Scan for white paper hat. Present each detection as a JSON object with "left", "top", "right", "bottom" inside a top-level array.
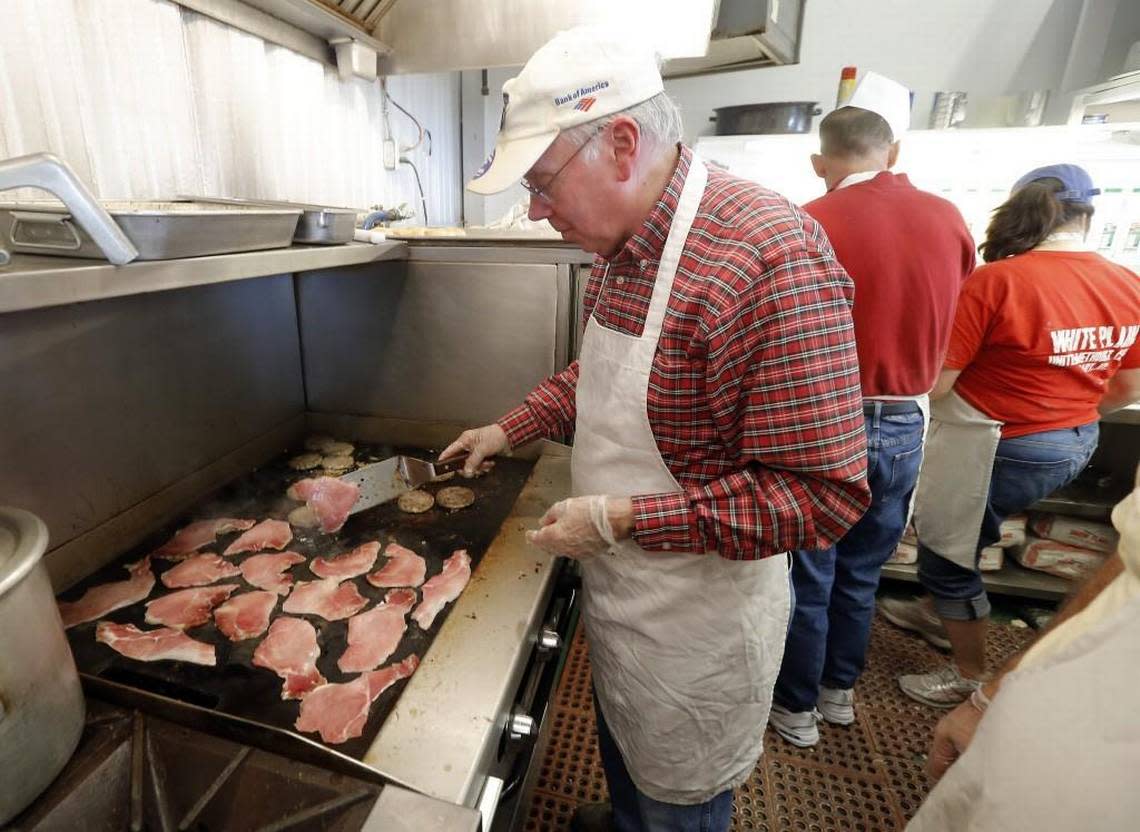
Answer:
[
  {"left": 467, "top": 25, "right": 664, "bottom": 195},
  {"left": 846, "top": 71, "right": 911, "bottom": 140}
]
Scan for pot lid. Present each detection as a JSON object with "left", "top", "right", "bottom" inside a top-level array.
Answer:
[{"left": 0, "top": 507, "right": 48, "bottom": 596}]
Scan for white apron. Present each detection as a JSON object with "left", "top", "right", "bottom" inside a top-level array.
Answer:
[
  {"left": 572, "top": 155, "right": 790, "bottom": 805},
  {"left": 912, "top": 390, "right": 1002, "bottom": 570},
  {"left": 906, "top": 591, "right": 1140, "bottom": 832}
]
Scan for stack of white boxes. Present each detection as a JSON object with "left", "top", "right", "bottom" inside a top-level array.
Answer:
[{"left": 888, "top": 514, "right": 1027, "bottom": 571}]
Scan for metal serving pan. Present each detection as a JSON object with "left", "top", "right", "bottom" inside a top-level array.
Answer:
[
  {"left": 180, "top": 196, "right": 358, "bottom": 245},
  {"left": 0, "top": 200, "right": 302, "bottom": 261}
]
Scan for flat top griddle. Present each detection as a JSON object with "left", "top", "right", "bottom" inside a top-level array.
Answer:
[{"left": 61, "top": 440, "right": 535, "bottom": 764}]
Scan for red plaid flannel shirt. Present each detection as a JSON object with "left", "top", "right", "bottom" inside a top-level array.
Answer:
[{"left": 498, "top": 147, "right": 869, "bottom": 559}]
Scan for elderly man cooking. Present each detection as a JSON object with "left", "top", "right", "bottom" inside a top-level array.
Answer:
[{"left": 441, "top": 25, "right": 870, "bottom": 832}]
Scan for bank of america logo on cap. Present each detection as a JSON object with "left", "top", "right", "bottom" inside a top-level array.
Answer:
[{"left": 574, "top": 97, "right": 596, "bottom": 112}]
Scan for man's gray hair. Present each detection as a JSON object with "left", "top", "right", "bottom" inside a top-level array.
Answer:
[{"left": 561, "top": 92, "right": 683, "bottom": 159}]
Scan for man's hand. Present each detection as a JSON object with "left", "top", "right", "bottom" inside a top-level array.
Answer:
[
  {"left": 527, "top": 495, "right": 630, "bottom": 560},
  {"left": 439, "top": 424, "right": 509, "bottom": 477},
  {"left": 926, "top": 699, "right": 984, "bottom": 781}
]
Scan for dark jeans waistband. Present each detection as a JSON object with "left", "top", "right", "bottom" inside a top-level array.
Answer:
[{"left": 863, "top": 400, "right": 922, "bottom": 416}]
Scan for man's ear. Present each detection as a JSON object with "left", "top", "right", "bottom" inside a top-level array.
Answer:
[
  {"left": 887, "top": 141, "right": 900, "bottom": 169},
  {"left": 810, "top": 153, "right": 827, "bottom": 180},
  {"left": 608, "top": 116, "right": 639, "bottom": 182}
]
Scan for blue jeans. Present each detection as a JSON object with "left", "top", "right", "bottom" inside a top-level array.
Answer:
[
  {"left": 774, "top": 402, "right": 925, "bottom": 711},
  {"left": 918, "top": 422, "right": 1099, "bottom": 621},
  {"left": 593, "top": 692, "right": 733, "bottom": 832}
]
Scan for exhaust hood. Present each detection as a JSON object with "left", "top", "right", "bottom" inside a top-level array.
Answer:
[
  {"left": 1069, "top": 70, "right": 1140, "bottom": 126},
  {"left": 371, "top": 0, "right": 801, "bottom": 77}
]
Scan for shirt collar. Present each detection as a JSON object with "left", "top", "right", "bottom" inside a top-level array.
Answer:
[
  {"left": 834, "top": 169, "right": 884, "bottom": 191},
  {"left": 606, "top": 144, "right": 691, "bottom": 266}
]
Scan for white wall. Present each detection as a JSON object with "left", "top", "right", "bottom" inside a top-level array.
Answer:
[{"left": 0, "top": 0, "right": 462, "bottom": 225}]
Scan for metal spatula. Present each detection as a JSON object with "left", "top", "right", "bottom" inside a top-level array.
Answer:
[{"left": 340, "top": 453, "right": 469, "bottom": 515}]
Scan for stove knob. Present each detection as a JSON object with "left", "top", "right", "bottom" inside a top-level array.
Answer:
[
  {"left": 538, "top": 628, "right": 562, "bottom": 654},
  {"left": 509, "top": 711, "right": 536, "bottom": 740}
]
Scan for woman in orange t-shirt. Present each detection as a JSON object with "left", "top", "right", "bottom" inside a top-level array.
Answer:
[{"left": 880, "top": 164, "right": 1140, "bottom": 710}]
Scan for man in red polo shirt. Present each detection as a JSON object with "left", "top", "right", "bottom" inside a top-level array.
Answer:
[{"left": 768, "top": 72, "right": 976, "bottom": 747}]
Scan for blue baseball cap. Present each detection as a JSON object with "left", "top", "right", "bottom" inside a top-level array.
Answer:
[{"left": 1012, "top": 164, "right": 1100, "bottom": 204}]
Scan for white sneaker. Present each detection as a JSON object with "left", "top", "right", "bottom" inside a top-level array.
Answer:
[
  {"left": 768, "top": 704, "right": 822, "bottom": 747},
  {"left": 898, "top": 664, "right": 981, "bottom": 708},
  {"left": 878, "top": 597, "right": 952, "bottom": 650},
  {"left": 817, "top": 686, "right": 855, "bottom": 725}
]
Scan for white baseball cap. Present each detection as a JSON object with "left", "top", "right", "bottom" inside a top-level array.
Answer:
[
  {"left": 467, "top": 25, "right": 665, "bottom": 195},
  {"left": 846, "top": 71, "right": 911, "bottom": 140}
]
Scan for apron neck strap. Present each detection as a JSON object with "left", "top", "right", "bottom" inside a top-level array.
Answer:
[{"left": 640, "top": 155, "right": 708, "bottom": 342}]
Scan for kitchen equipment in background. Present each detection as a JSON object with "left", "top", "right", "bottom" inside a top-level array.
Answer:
[
  {"left": 180, "top": 196, "right": 358, "bottom": 245},
  {"left": 929, "top": 91, "right": 968, "bottom": 128},
  {"left": 710, "top": 101, "right": 821, "bottom": 135},
  {"left": 961, "top": 91, "right": 1049, "bottom": 128},
  {"left": 0, "top": 200, "right": 301, "bottom": 261},
  {"left": 0, "top": 507, "right": 86, "bottom": 826},
  {"left": 0, "top": 153, "right": 137, "bottom": 265},
  {"left": 340, "top": 452, "right": 470, "bottom": 515}
]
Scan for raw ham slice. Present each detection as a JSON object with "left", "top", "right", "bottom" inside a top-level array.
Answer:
[
  {"left": 160, "top": 553, "right": 241, "bottom": 589},
  {"left": 214, "top": 591, "right": 278, "bottom": 641},
  {"left": 286, "top": 477, "right": 359, "bottom": 533},
  {"left": 240, "top": 551, "right": 305, "bottom": 595},
  {"left": 366, "top": 542, "right": 427, "bottom": 589},
  {"left": 58, "top": 557, "right": 155, "bottom": 629},
  {"left": 310, "top": 541, "right": 380, "bottom": 580},
  {"left": 282, "top": 578, "right": 368, "bottom": 621},
  {"left": 223, "top": 519, "right": 293, "bottom": 556},
  {"left": 144, "top": 585, "right": 238, "bottom": 629},
  {"left": 252, "top": 617, "right": 326, "bottom": 699},
  {"left": 338, "top": 588, "right": 417, "bottom": 673},
  {"left": 295, "top": 655, "right": 419, "bottom": 744},
  {"left": 96, "top": 621, "right": 215, "bottom": 666},
  {"left": 151, "top": 518, "right": 256, "bottom": 559},
  {"left": 412, "top": 549, "right": 471, "bottom": 630}
]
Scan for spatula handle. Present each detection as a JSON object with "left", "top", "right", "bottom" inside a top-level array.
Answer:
[{"left": 434, "top": 453, "right": 470, "bottom": 475}]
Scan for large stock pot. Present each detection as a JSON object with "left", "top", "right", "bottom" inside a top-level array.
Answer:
[{"left": 0, "top": 507, "right": 85, "bottom": 825}]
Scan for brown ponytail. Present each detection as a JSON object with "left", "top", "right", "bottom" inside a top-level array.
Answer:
[{"left": 979, "top": 177, "right": 1095, "bottom": 262}]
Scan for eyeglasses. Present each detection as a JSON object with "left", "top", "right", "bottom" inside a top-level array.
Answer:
[{"left": 522, "top": 126, "right": 603, "bottom": 203}]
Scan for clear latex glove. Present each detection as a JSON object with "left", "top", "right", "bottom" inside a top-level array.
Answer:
[
  {"left": 439, "top": 424, "right": 509, "bottom": 477},
  {"left": 527, "top": 495, "right": 617, "bottom": 560}
]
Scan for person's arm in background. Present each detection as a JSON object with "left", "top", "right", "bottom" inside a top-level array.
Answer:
[
  {"left": 930, "top": 368, "right": 961, "bottom": 400},
  {"left": 932, "top": 268, "right": 993, "bottom": 401},
  {"left": 925, "top": 551, "right": 1125, "bottom": 780},
  {"left": 1099, "top": 368, "right": 1140, "bottom": 415}
]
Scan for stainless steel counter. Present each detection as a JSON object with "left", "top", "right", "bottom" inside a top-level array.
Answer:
[
  {"left": 365, "top": 445, "right": 571, "bottom": 807},
  {"left": 0, "top": 241, "right": 407, "bottom": 314}
]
